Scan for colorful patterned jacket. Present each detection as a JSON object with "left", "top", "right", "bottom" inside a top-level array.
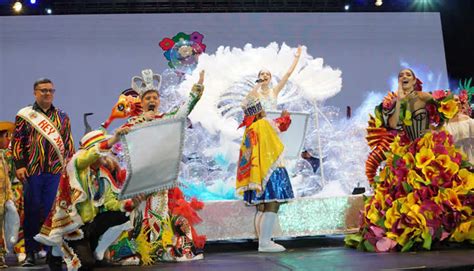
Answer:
[{"left": 12, "top": 103, "right": 75, "bottom": 175}]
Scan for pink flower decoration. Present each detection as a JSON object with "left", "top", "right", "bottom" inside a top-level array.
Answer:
[
  {"left": 459, "top": 89, "right": 468, "bottom": 103},
  {"left": 370, "top": 226, "right": 385, "bottom": 238},
  {"left": 440, "top": 231, "right": 450, "bottom": 241},
  {"left": 376, "top": 237, "right": 397, "bottom": 252},
  {"left": 192, "top": 42, "right": 206, "bottom": 54}
]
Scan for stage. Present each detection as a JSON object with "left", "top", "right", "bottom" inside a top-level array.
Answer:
[{"left": 5, "top": 237, "right": 474, "bottom": 271}]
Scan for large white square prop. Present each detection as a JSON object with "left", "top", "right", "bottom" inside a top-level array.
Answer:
[
  {"left": 266, "top": 111, "right": 310, "bottom": 159},
  {"left": 119, "top": 117, "right": 185, "bottom": 199}
]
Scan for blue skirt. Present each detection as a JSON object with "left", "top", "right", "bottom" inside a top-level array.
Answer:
[{"left": 244, "top": 167, "right": 294, "bottom": 205}]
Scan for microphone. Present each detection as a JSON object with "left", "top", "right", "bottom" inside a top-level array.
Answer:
[
  {"left": 255, "top": 79, "right": 265, "bottom": 83},
  {"left": 148, "top": 104, "right": 155, "bottom": 112}
]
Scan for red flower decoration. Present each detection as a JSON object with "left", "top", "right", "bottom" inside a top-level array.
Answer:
[
  {"left": 459, "top": 89, "right": 469, "bottom": 103},
  {"left": 433, "top": 144, "right": 448, "bottom": 155},
  {"left": 159, "top": 38, "right": 175, "bottom": 51},
  {"left": 432, "top": 90, "right": 447, "bottom": 100},
  {"left": 432, "top": 130, "right": 447, "bottom": 145},
  {"left": 426, "top": 103, "right": 440, "bottom": 125}
]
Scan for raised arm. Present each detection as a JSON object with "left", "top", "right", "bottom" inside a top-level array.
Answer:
[
  {"left": 388, "top": 80, "right": 406, "bottom": 129},
  {"left": 167, "top": 70, "right": 205, "bottom": 119},
  {"left": 273, "top": 46, "right": 302, "bottom": 96},
  {"left": 76, "top": 127, "right": 129, "bottom": 170}
]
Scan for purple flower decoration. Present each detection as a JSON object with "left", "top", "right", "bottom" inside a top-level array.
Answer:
[{"left": 190, "top": 31, "right": 204, "bottom": 43}]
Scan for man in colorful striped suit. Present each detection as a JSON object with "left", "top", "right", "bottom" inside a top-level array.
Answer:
[{"left": 12, "top": 78, "right": 75, "bottom": 266}]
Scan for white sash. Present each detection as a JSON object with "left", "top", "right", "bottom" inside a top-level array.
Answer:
[{"left": 17, "top": 106, "right": 66, "bottom": 167}]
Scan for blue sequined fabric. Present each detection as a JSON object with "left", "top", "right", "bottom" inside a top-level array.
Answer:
[{"left": 244, "top": 167, "right": 294, "bottom": 205}]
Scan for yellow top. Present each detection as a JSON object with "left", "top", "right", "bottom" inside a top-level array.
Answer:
[{"left": 236, "top": 118, "right": 283, "bottom": 195}]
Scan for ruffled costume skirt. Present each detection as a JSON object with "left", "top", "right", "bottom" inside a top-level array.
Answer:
[{"left": 244, "top": 167, "right": 294, "bottom": 205}]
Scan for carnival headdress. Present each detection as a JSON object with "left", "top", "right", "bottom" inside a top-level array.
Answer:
[{"left": 131, "top": 69, "right": 162, "bottom": 98}]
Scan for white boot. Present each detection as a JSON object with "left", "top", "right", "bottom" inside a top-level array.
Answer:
[
  {"left": 258, "top": 212, "right": 285, "bottom": 252},
  {"left": 254, "top": 211, "right": 263, "bottom": 238}
]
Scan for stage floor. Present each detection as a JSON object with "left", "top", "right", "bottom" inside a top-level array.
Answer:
[{"left": 6, "top": 237, "right": 474, "bottom": 270}]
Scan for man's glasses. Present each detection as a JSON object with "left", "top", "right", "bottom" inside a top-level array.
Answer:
[{"left": 35, "top": 88, "right": 56, "bottom": 94}]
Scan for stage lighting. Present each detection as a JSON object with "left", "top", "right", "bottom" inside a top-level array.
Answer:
[
  {"left": 45, "top": 8, "right": 52, "bottom": 14},
  {"left": 413, "top": 0, "right": 438, "bottom": 10},
  {"left": 344, "top": 4, "right": 350, "bottom": 11},
  {"left": 375, "top": 0, "right": 383, "bottom": 6},
  {"left": 13, "top": 1, "right": 22, "bottom": 13},
  {"left": 30, "top": 0, "right": 36, "bottom": 4}
]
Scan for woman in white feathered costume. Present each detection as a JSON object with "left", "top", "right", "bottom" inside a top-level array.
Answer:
[
  {"left": 176, "top": 43, "right": 342, "bottom": 163},
  {"left": 175, "top": 43, "right": 342, "bottom": 236}
]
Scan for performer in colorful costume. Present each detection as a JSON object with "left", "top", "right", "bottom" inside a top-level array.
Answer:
[
  {"left": 346, "top": 68, "right": 474, "bottom": 252},
  {"left": 106, "top": 69, "right": 206, "bottom": 263},
  {"left": 0, "top": 121, "right": 16, "bottom": 268},
  {"left": 34, "top": 128, "right": 144, "bottom": 270},
  {"left": 236, "top": 95, "right": 294, "bottom": 252},
  {"left": 445, "top": 87, "right": 474, "bottom": 165}
]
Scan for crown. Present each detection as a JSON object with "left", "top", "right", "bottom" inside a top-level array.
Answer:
[
  {"left": 242, "top": 96, "right": 263, "bottom": 116},
  {"left": 131, "top": 69, "right": 162, "bottom": 97}
]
